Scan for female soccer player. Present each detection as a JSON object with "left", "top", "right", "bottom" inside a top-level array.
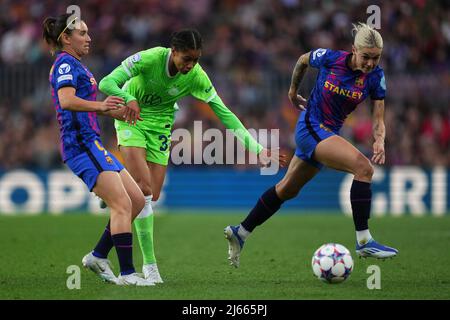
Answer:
[
  {"left": 225, "top": 23, "right": 398, "bottom": 268},
  {"left": 99, "top": 29, "right": 284, "bottom": 282},
  {"left": 44, "top": 13, "right": 154, "bottom": 285}
]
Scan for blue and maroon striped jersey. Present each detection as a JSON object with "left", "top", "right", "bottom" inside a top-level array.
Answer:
[
  {"left": 306, "top": 48, "right": 386, "bottom": 133},
  {"left": 49, "top": 51, "right": 100, "bottom": 162}
]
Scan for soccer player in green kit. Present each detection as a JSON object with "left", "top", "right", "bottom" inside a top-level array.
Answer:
[{"left": 99, "top": 29, "right": 285, "bottom": 283}]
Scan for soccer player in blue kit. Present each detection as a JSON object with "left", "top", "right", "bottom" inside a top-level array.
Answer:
[
  {"left": 225, "top": 23, "right": 398, "bottom": 268},
  {"left": 44, "top": 13, "right": 154, "bottom": 285}
]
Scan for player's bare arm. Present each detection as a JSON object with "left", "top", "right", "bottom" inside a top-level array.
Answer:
[
  {"left": 58, "top": 87, "right": 123, "bottom": 113},
  {"left": 98, "top": 101, "right": 141, "bottom": 123},
  {"left": 288, "top": 52, "right": 310, "bottom": 111},
  {"left": 371, "top": 99, "right": 386, "bottom": 165},
  {"left": 98, "top": 105, "right": 126, "bottom": 120}
]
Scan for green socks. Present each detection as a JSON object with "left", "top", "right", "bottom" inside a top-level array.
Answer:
[{"left": 134, "top": 196, "right": 156, "bottom": 265}]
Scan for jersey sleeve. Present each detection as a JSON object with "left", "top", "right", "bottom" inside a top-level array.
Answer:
[
  {"left": 369, "top": 68, "right": 386, "bottom": 100},
  {"left": 120, "top": 50, "right": 148, "bottom": 78},
  {"left": 309, "top": 48, "right": 340, "bottom": 69},
  {"left": 190, "top": 66, "right": 218, "bottom": 103},
  {"left": 53, "top": 58, "right": 78, "bottom": 90},
  {"left": 99, "top": 48, "right": 159, "bottom": 103},
  {"left": 98, "top": 65, "right": 137, "bottom": 103}
]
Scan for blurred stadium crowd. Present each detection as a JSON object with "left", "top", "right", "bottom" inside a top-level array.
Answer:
[{"left": 0, "top": 0, "right": 448, "bottom": 169}]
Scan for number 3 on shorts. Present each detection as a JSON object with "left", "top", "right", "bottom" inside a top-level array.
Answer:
[{"left": 159, "top": 134, "right": 169, "bottom": 151}]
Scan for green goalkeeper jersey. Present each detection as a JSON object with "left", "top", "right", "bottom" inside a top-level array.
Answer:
[{"left": 99, "top": 47, "right": 263, "bottom": 154}]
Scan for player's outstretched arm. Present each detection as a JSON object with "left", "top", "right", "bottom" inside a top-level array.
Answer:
[
  {"left": 58, "top": 87, "right": 123, "bottom": 113},
  {"left": 371, "top": 99, "right": 386, "bottom": 165},
  {"left": 288, "top": 52, "right": 310, "bottom": 111},
  {"left": 97, "top": 106, "right": 126, "bottom": 120}
]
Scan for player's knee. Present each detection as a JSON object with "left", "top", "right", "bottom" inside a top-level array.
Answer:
[
  {"left": 110, "top": 193, "right": 133, "bottom": 217},
  {"left": 354, "top": 155, "right": 374, "bottom": 180},
  {"left": 134, "top": 177, "right": 152, "bottom": 196}
]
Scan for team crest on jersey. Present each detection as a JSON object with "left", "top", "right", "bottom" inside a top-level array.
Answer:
[
  {"left": 168, "top": 87, "right": 180, "bottom": 96},
  {"left": 355, "top": 77, "right": 364, "bottom": 87},
  {"left": 58, "top": 63, "right": 71, "bottom": 74}
]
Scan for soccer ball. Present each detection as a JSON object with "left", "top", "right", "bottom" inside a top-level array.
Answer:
[{"left": 311, "top": 243, "right": 354, "bottom": 284}]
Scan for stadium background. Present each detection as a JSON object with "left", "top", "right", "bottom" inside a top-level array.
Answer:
[
  {"left": 0, "top": 0, "right": 448, "bottom": 215},
  {"left": 0, "top": 0, "right": 449, "bottom": 302}
]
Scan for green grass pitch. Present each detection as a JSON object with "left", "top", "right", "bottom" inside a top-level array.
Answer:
[{"left": 0, "top": 212, "right": 449, "bottom": 300}]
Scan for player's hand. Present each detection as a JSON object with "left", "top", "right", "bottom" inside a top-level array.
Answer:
[
  {"left": 258, "top": 148, "right": 288, "bottom": 168},
  {"left": 99, "top": 96, "right": 124, "bottom": 112},
  {"left": 372, "top": 140, "right": 385, "bottom": 165},
  {"left": 123, "top": 100, "right": 143, "bottom": 126},
  {"left": 288, "top": 89, "right": 307, "bottom": 111}
]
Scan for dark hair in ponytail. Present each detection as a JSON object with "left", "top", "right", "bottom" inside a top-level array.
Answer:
[
  {"left": 170, "top": 29, "right": 203, "bottom": 51},
  {"left": 42, "top": 13, "right": 74, "bottom": 54}
]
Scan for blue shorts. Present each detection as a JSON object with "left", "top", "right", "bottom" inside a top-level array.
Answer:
[
  {"left": 294, "top": 112, "right": 336, "bottom": 169},
  {"left": 65, "top": 140, "right": 124, "bottom": 191}
]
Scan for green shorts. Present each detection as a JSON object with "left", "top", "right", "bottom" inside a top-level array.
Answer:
[{"left": 115, "top": 120, "right": 172, "bottom": 166}]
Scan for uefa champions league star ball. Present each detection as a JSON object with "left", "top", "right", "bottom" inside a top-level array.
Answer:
[{"left": 311, "top": 243, "right": 354, "bottom": 284}]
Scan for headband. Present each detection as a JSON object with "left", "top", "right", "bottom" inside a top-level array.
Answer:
[{"left": 57, "top": 16, "right": 78, "bottom": 42}]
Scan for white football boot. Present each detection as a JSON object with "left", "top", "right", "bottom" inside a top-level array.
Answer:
[
  {"left": 224, "top": 225, "right": 245, "bottom": 268},
  {"left": 117, "top": 273, "right": 155, "bottom": 286},
  {"left": 82, "top": 252, "right": 117, "bottom": 284},
  {"left": 143, "top": 263, "right": 164, "bottom": 283}
]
